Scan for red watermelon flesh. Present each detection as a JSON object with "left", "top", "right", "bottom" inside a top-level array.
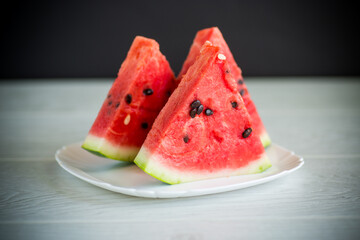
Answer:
[
  {"left": 178, "top": 27, "right": 271, "bottom": 147},
  {"left": 134, "top": 42, "right": 271, "bottom": 184},
  {"left": 82, "top": 36, "right": 176, "bottom": 161}
]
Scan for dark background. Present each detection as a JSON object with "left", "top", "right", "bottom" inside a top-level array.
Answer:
[{"left": 0, "top": 0, "right": 359, "bottom": 79}]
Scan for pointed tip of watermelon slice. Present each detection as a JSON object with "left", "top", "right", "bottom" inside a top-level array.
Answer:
[
  {"left": 134, "top": 147, "right": 272, "bottom": 185},
  {"left": 82, "top": 135, "right": 139, "bottom": 162}
]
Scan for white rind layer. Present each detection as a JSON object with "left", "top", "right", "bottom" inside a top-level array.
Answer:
[
  {"left": 260, "top": 132, "right": 272, "bottom": 148},
  {"left": 82, "top": 134, "right": 139, "bottom": 161},
  {"left": 134, "top": 146, "right": 272, "bottom": 184}
]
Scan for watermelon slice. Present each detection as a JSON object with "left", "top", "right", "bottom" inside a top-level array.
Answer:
[
  {"left": 134, "top": 42, "right": 271, "bottom": 184},
  {"left": 178, "top": 27, "right": 271, "bottom": 147},
  {"left": 82, "top": 36, "right": 176, "bottom": 161}
]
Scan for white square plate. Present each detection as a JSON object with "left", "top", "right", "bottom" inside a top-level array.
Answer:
[{"left": 55, "top": 142, "right": 303, "bottom": 198}]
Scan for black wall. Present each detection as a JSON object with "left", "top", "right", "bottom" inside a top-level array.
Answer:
[{"left": 1, "top": 0, "right": 359, "bottom": 78}]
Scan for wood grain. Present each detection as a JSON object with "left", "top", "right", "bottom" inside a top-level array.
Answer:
[
  {"left": 0, "top": 218, "right": 359, "bottom": 240},
  {"left": 0, "top": 78, "right": 359, "bottom": 239},
  {"left": 0, "top": 78, "right": 359, "bottom": 159},
  {"left": 0, "top": 157, "right": 359, "bottom": 221}
]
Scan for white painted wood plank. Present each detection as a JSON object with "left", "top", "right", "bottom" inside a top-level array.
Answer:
[
  {"left": 0, "top": 218, "right": 359, "bottom": 240},
  {"left": 263, "top": 113, "right": 360, "bottom": 156},
  {"left": 0, "top": 157, "right": 359, "bottom": 222},
  {"left": 0, "top": 110, "right": 359, "bottom": 159},
  {"left": 0, "top": 79, "right": 111, "bottom": 113},
  {"left": 247, "top": 77, "right": 360, "bottom": 112},
  {"left": 0, "top": 77, "right": 359, "bottom": 160},
  {"left": 0, "top": 77, "right": 359, "bottom": 114},
  {"left": 0, "top": 78, "right": 359, "bottom": 240}
]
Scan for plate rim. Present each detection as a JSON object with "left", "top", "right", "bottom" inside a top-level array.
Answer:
[{"left": 55, "top": 142, "right": 304, "bottom": 198}]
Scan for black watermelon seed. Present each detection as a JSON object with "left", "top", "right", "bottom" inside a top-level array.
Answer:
[
  {"left": 231, "top": 102, "right": 238, "bottom": 108},
  {"left": 237, "top": 80, "right": 243, "bottom": 85},
  {"left": 141, "top": 122, "right": 148, "bottom": 129},
  {"left": 108, "top": 101, "right": 112, "bottom": 106},
  {"left": 190, "top": 108, "right": 197, "bottom": 118},
  {"left": 239, "top": 89, "right": 245, "bottom": 96},
  {"left": 183, "top": 135, "right": 189, "bottom": 143},
  {"left": 107, "top": 94, "right": 111, "bottom": 98},
  {"left": 166, "top": 91, "right": 171, "bottom": 97},
  {"left": 125, "top": 94, "right": 132, "bottom": 104},
  {"left": 225, "top": 69, "right": 230, "bottom": 74},
  {"left": 115, "top": 102, "right": 120, "bottom": 108},
  {"left": 190, "top": 100, "right": 201, "bottom": 108},
  {"left": 143, "top": 88, "right": 153, "bottom": 95},
  {"left": 242, "top": 128, "right": 252, "bottom": 138},
  {"left": 205, "top": 108, "right": 213, "bottom": 116},
  {"left": 196, "top": 104, "right": 204, "bottom": 115}
]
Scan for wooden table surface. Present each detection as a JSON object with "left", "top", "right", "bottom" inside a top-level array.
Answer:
[{"left": 0, "top": 77, "right": 359, "bottom": 240}]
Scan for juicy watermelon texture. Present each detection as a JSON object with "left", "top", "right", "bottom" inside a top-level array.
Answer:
[
  {"left": 83, "top": 36, "right": 176, "bottom": 161},
  {"left": 134, "top": 42, "right": 271, "bottom": 184},
  {"left": 177, "top": 27, "right": 271, "bottom": 147}
]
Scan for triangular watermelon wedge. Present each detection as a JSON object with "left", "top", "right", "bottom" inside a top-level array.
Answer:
[
  {"left": 134, "top": 42, "right": 271, "bottom": 184},
  {"left": 178, "top": 27, "right": 271, "bottom": 147},
  {"left": 82, "top": 36, "right": 176, "bottom": 161}
]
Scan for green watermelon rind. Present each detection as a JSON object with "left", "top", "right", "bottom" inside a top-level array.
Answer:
[
  {"left": 260, "top": 133, "right": 272, "bottom": 148},
  {"left": 82, "top": 135, "right": 139, "bottom": 161},
  {"left": 134, "top": 147, "right": 272, "bottom": 185}
]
